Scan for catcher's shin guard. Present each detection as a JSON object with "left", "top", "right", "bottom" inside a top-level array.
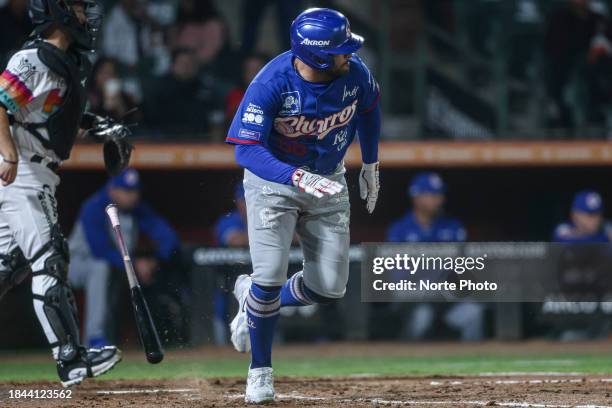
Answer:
[
  {"left": 32, "top": 252, "right": 82, "bottom": 361},
  {"left": 0, "top": 247, "right": 31, "bottom": 300}
]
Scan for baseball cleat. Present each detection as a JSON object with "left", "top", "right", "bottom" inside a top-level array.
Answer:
[
  {"left": 57, "top": 346, "right": 122, "bottom": 387},
  {"left": 245, "top": 367, "right": 275, "bottom": 404},
  {"left": 230, "top": 274, "right": 251, "bottom": 353}
]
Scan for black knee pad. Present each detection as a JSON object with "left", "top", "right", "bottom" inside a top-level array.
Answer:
[
  {"left": 0, "top": 248, "right": 31, "bottom": 300},
  {"left": 33, "top": 252, "right": 81, "bottom": 361},
  {"left": 43, "top": 252, "right": 69, "bottom": 282},
  {"left": 29, "top": 224, "right": 70, "bottom": 268}
]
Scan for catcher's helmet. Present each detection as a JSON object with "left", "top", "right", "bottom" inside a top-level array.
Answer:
[
  {"left": 290, "top": 8, "right": 364, "bottom": 70},
  {"left": 29, "top": 0, "right": 103, "bottom": 51}
]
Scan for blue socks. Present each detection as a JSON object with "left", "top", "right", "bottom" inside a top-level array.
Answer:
[
  {"left": 246, "top": 283, "right": 280, "bottom": 369},
  {"left": 248, "top": 272, "right": 332, "bottom": 369},
  {"left": 280, "top": 271, "right": 316, "bottom": 306}
]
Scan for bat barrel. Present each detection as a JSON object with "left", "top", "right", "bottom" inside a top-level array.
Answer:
[{"left": 131, "top": 286, "right": 164, "bottom": 364}]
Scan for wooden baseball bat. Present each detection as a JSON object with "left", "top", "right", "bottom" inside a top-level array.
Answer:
[{"left": 105, "top": 204, "right": 164, "bottom": 364}]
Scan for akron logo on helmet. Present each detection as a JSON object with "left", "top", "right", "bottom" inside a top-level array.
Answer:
[{"left": 300, "top": 38, "right": 331, "bottom": 46}]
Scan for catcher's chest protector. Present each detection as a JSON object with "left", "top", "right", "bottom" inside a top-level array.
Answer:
[{"left": 22, "top": 40, "right": 90, "bottom": 160}]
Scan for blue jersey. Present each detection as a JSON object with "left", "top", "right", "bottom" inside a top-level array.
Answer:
[
  {"left": 226, "top": 51, "right": 380, "bottom": 174},
  {"left": 73, "top": 187, "right": 180, "bottom": 268},
  {"left": 386, "top": 212, "right": 467, "bottom": 243},
  {"left": 552, "top": 221, "right": 612, "bottom": 243}
]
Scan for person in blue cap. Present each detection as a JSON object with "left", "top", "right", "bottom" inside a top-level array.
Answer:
[
  {"left": 553, "top": 190, "right": 612, "bottom": 242},
  {"left": 387, "top": 172, "right": 466, "bottom": 243},
  {"left": 68, "top": 168, "right": 180, "bottom": 348},
  {"left": 386, "top": 172, "right": 483, "bottom": 342},
  {"left": 210, "top": 182, "right": 248, "bottom": 345},
  {"left": 215, "top": 182, "right": 248, "bottom": 248}
]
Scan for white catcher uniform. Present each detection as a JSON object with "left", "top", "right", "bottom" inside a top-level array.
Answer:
[{"left": 0, "top": 42, "right": 89, "bottom": 362}]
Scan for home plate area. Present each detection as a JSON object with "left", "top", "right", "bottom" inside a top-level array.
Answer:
[{"left": 2, "top": 374, "right": 611, "bottom": 408}]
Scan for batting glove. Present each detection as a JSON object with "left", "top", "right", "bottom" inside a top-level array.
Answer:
[
  {"left": 359, "top": 162, "right": 380, "bottom": 213},
  {"left": 292, "top": 169, "right": 344, "bottom": 198}
]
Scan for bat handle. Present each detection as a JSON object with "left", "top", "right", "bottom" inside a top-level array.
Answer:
[
  {"left": 105, "top": 204, "right": 120, "bottom": 227},
  {"left": 105, "top": 203, "right": 138, "bottom": 289}
]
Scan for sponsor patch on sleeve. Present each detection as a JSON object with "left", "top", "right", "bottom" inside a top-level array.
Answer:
[{"left": 238, "top": 128, "right": 262, "bottom": 141}]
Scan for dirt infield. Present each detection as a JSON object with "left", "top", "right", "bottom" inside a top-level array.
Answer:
[
  {"left": 2, "top": 374, "right": 612, "bottom": 407},
  {"left": 2, "top": 342, "right": 612, "bottom": 407}
]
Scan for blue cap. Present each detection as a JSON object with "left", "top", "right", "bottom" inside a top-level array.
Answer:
[
  {"left": 109, "top": 168, "right": 140, "bottom": 190},
  {"left": 572, "top": 190, "right": 603, "bottom": 214},
  {"left": 234, "top": 182, "right": 245, "bottom": 200},
  {"left": 409, "top": 172, "right": 446, "bottom": 197}
]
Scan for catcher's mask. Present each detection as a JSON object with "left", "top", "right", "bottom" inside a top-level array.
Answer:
[{"left": 29, "top": 0, "right": 103, "bottom": 52}]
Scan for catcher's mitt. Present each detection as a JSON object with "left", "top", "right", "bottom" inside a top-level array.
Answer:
[{"left": 83, "top": 113, "right": 134, "bottom": 176}]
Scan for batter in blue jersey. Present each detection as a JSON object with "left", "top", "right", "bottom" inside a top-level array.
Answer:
[{"left": 226, "top": 8, "right": 381, "bottom": 404}]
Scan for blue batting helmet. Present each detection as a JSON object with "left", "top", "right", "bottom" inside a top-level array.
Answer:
[{"left": 290, "top": 8, "right": 364, "bottom": 70}]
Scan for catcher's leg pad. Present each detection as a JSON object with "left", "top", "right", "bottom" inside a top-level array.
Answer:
[
  {"left": 0, "top": 247, "right": 31, "bottom": 300},
  {"left": 32, "top": 252, "right": 82, "bottom": 362}
]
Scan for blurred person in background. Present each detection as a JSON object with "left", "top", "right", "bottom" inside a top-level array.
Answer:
[
  {"left": 211, "top": 182, "right": 248, "bottom": 344},
  {"left": 240, "top": 0, "right": 302, "bottom": 54},
  {"left": 387, "top": 172, "right": 465, "bottom": 243},
  {"left": 584, "top": 20, "right": 612, "bottom": 128},
  {"left": 143, "top": 48, "right": 216, "bottom": 138},
  {"left": 553, "top": 190, "right": 612, "bottom": 242},
  {"left": 68, "top": 168, "right": 182, "bottom": 347},
  {"left": 548, "top": 190, "right": 612, "bottom": 341},
  {"left": 87, "top": 57, "right": 139, "bottom": 121},
  {"left": 544, "top": 0, "right": 608, "bottom": 131},
  {"left": 215, "top": 183, "right": 248, "bottom": 248},
  {"left": 168, "top": 0, "right": 226, "bottom": 67},
  {"left": 224, "top": 53, "right": 268, "bottom": 127},
  {"left": 101, "top": 0, "right": 154, "bottom": 68},
  {"left": 0, "top": 0, "right": 32, "bottom": 65},
  {"left": 387, "top": 172, "right": 484, "bottom": 341}
]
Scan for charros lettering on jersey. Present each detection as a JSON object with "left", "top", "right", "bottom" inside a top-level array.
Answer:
[{"left": 274, "top": 99, "right": 358, "bottom": 139}]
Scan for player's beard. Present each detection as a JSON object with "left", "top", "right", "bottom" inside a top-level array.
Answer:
[{"left": 326, "top": 60, "right": 351, "bottom": 78}]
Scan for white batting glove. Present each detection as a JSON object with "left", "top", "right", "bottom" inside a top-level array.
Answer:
[
  {"left": 292, "top": 169, "right": 344, "bottom": 198},
  {"left": 359, "top": 162, "right": 380, "bottom": 213}
]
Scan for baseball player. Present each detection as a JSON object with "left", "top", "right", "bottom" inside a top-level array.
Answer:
[
  {"left": 387, "top": 172, "right": 466, "bottom": 243},
  {"left": 387, "top": 173, "right": 484, "bottom": 342},
  {"left": 226, "top": 8, "right": 381, "bottom": 403},
  {"left": 553, "top": 190, "right": 612, "bottom": 243},
  {"left": 0, "top": 0, "right": 131, "bottom": 387}
]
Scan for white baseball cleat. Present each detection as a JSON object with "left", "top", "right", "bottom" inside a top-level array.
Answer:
[
  {"left": 230, "top": 274, "right": 251, "bottom": 353},
  {"left": 245, "top": 367, "right": 275, "bottom": 404}
]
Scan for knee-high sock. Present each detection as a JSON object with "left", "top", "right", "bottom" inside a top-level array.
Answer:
[
  {"left": 280, "top": 271, "right": 317, "bottom": 307},
  {"left": 246, "top": 283, "right": 281, "bottom": 368}
]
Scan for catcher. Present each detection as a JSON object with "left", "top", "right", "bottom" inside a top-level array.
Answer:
[{"left": 0, "top": 0, "right": 132, "bottom": 387}]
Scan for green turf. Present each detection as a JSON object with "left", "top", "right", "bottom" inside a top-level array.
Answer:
[{"left": 1, "top": 352, "right": 610, "bottom": 382}]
